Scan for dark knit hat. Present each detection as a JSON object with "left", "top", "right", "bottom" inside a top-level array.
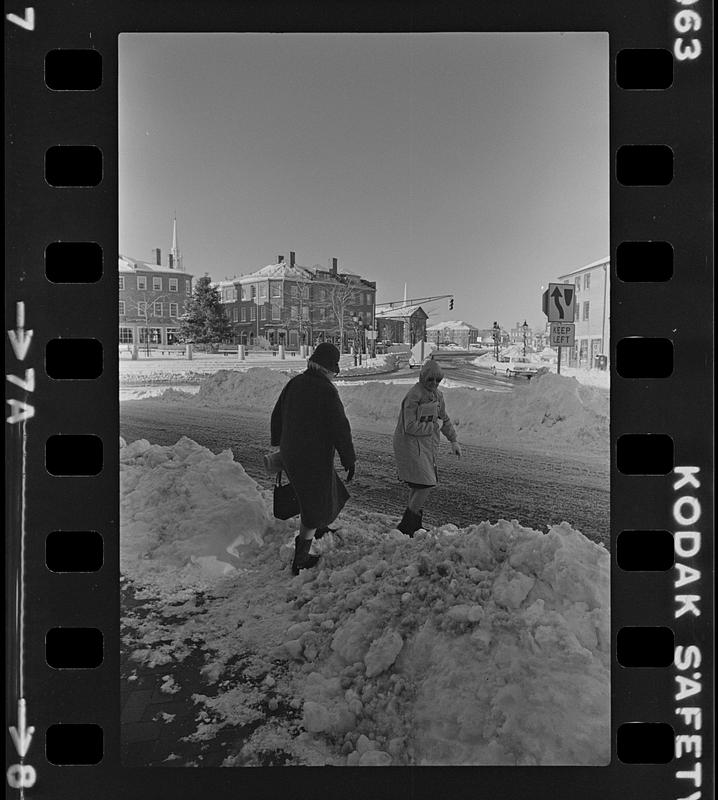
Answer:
[{"left": 309, "top": 342, "right": 341, "bottom": 374}]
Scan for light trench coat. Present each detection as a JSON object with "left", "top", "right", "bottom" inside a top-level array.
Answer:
[{"left": 392, "top": 382, "right": 457, "bottom": 486}]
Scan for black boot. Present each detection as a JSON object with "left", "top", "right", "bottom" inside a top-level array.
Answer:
[
  {"left": 291, "top": 535, "right": 320, "bottom": 576},
  {"left": 396, "top": 508, "right": 421, "bottom": 537}
]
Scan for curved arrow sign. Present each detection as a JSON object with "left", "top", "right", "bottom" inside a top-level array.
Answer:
[{"left": 546, "top": 283, "right": 576, "bottom": 323}]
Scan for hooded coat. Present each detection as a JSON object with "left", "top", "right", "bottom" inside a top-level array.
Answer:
[
  {"left": 393, "top": 369, "right": 457, "bottom": 486},
  {"left": 271, "top": 367, "right": 356, "bottom": 528}
]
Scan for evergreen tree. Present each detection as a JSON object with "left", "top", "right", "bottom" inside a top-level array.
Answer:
[{"left": 178, "top": 275, "right": 232, "bottom": 345}]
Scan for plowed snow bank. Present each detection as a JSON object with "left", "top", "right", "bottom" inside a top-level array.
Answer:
[
  {"left": 121, "top": 437, "right": 609, "bottom": 766},
  {"left": 161, "top": 368, "right": 607, "bottom": 452}
]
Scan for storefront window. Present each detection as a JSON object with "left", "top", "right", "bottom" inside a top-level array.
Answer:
[{"left": 119, "top": 327, "right": 133, "bottom": 344}]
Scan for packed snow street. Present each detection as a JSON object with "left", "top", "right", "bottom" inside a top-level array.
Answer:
[{"left": 120, "top": 366, "right": 610, "bottom": 767}]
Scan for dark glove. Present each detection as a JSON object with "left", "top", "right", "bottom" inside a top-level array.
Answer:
[{"left": 345, "top": 463, "right": 355, "bottom": 482}]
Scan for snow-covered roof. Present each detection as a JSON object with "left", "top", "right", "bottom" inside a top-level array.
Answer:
[
  {"left": 556, "top": 256, "right": 610, "bottom": 280},
  {"left": 238, "top": 262, "right": 315, "bottom": 282},
  {"left": 375, "top": 303, "right": 426, "bottom": 320},
  {"left": 119, "top": 255, "right": 192, "bottom": 276},
  {"left": 426, "top": 320, "right": 478, "bottom": 331}
]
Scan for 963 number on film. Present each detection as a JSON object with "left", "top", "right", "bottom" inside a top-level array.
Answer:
[{"left": 674, "top": 0, "right": 702, "bottom": 61}]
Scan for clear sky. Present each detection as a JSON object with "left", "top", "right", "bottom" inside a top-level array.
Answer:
[{"left": 119, "top": 33, "right": 608, "bottom": 330}]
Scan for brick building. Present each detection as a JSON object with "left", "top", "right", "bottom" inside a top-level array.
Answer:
[
  {"left": 556, "top": 256, "right": 610, "bottom": 368},
  {"left": 118, "top": 219, "right": 193, "bottom": 347},
  {"left": 217, "top": 252, "right": 376, "bottom": 349}
]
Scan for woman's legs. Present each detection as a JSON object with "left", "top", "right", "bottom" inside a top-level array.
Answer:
[
  {"left": 299, "top": 522, "right": 317, "bottom": 541},
  {"left": 407, "top": 486, "right": 432, "bottom": 514}
]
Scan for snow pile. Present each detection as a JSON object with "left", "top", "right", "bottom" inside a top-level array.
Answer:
[
  {"left": 120, "top": 436, "right": 272, "bottom": 588},
  {"left": 169, "top": 368, "right": 606, "bottom": 452},
  {"left": 276, "top": 520, "right": 609, "bottom": 766},
  {"left": 192, "top": 368, "right": 291, "bottom": 408},
  {"left": 121, "top": 438, "right": 609, "bottom": 766}
]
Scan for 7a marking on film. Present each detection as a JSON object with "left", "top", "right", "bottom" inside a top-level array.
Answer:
[{"left": 6, "top": 301, "right": 35, "bottom": 424}]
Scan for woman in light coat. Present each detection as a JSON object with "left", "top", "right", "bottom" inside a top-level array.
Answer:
[{"left": 392, "top": 358, "right": 461, "bottom": 536}]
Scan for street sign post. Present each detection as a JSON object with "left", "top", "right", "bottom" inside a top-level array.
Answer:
[
  {"left": 542, "top": 283, "right": 576, "bottom": 323},
  {"left": 550, "top": 322, "right": 576, "bottom": 348}
]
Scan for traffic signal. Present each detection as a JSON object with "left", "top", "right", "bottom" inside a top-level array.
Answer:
[{"left": 448, "top": 298, "right": 454, "bottom": 311}]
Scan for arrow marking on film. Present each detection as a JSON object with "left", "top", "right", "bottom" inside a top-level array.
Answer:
[
  {"left": 551, "top": 287, "right": 564, "bottom": 319},
  {"left": 8, "top": 302, "right": 33, "bottom": 361},
  {"left": 9, "top": 699, "right": 34, "bottom": 758},
  {"left": 6, "top": 7, "right": 34, "bottom": 30}
]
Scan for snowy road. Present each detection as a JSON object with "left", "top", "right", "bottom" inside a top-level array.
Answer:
[{"left": 120, "top": 401, "right": 609, "bottom": 546}]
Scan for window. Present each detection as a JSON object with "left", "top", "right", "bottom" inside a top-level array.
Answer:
[
  {"left": 241, "top": 308, "right": 247, "bottom": 322},
  {"left": 250, "top": 306, "right": 256, "bottom": 321},
  {"left": 169, "top": 303, "right": 179, "bottom": 317},
  {"left": 119, "top": 300, "right": 125, "bottom": 315},
  {"left": 574, "top": 277, "right": 581, "bottom": 291},
  {"left": 365, "top": 293, "right": 372, "bottom": 305},
  {"left": 119, "top": 327, "right": 133, "bottom": 344},
  {"left": 260, "top": 305, "right": 267, "bottom": 320},
  {"left": 153, "top": 277, "right": 162, "bottom": 291},
  {"left": 138, "top": 301, "right": 146, "bottom": 316},
  {"left": 137, "top": 276, "right": 147, "bottom": 290},
  {"left": 271, "top": 304, "right": 281, "bottom": 321},
  {"left": 584, "top": 273, "right": 591, "bottom": 290},
  {"left": 271, "top": 283, "right": 281, "bottom": 298},
  {"left": 290, "top": 305, "right": 298, "bottom": 320},
  {"left": 139, "top": 328, "right": 162, "bottom": 345},
  {"left": 232, "top": 307, "right": 238, "bottom": 322},
  {"left": 259, "top": 283, "right": 267, "bottom": 299},
  {"left": 169, "top": 278, "right": 178, "bottom": 292},
  {"left": 185, "top": 280, "right": 190, "bottom": 294},
  {"left": 250, "top": 285, "right": 257, "bottom": 300},
  {"left": 583, "top": 301, "right": 590, "bottom": 321},
  {"left": 302, "top": 306, "right": 309, "bottom": 320},
  {"left": 119, "top": 276, "right": 125, "bottom": 290},
  {"left": 318, "top": 288, "right": 325, "bottom": 302},
  {"left": 153, "top": 301, "right": 163, "bottom": 316},
  {"left": 166, "top": 328, "right": 180, "bottom": 345},
  {"left": 241, "top": 285, "right": 249, "bottom": 300}
]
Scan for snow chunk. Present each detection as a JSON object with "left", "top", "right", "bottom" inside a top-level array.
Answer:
[{"left": 364, "top": 629, "right": 404, "bottom": 677}]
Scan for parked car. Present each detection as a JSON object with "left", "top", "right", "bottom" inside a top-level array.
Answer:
[{"left": 491, "top": 356, "right": 540, "bottom": 379}]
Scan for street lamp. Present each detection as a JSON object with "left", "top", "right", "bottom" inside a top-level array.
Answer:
[
  {"left": 522, "top": 320, "right": 529, "bottom": 357},
  {"left": 352, "top": 314, "right": 363, "bottom": 366},
  {"left": 492, "top": 321, "right": 501, "bottom": 361}
]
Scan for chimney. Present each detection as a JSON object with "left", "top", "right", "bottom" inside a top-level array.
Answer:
[
  {"left": 289, "top": 251, "right": 296, "bottom": 267},
  {"left": 168, "top": 254, "right": 174, "bottom": 269},
  {"left": 155, "top": 248, "right": 162, "bottom": 266},
  {"left": 331, "top": 258, "right": 338, "bottom": 275},
  {"left": 278, "top": 255, "right": 284, "bottom": 264}
]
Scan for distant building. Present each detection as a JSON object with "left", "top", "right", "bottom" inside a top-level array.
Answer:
[
  {"left": 119, "top": 218, "right": 193, "bottom": 347},
  {"left": 556, "top": 256, "right": 610, "bottom": 368},
  {"left": 217, "top": 252, "right": 376, "bottom": 349},
  {"left": 426, "top": 320, "right": 479, "bottom": 349},
  {"left": 508, "top": 321, "right": 537, "bottom": 352},
  {"left": 375, "top": 303, "right": 428, "bottom": 346}
]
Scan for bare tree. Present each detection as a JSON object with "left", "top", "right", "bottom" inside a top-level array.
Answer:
[
  {"left": 325, "top": 280, "right": 357, "bottom": 353},
  {"left": 124, "top": 292, "right": 172, "bottom": 356}
]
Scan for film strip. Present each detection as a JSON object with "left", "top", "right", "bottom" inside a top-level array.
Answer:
[{"left": 4, "top": 2, "right": 713, "bottom": 799}]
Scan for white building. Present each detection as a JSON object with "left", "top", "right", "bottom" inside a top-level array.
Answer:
[{"left": 556, "top": 256, "right": 610, "bottom": 368}]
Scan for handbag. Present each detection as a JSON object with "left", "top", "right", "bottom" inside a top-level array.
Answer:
[{"left": 273, "top": 470, "right": 300, "bottom": 520}]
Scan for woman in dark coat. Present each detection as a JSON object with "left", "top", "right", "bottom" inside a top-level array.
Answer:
[
  {"left": 271, "top": 342, "right": 356, "bottom": 575},
  {"left": 393, "top": 358, "right": 461, "bottom": 536}
]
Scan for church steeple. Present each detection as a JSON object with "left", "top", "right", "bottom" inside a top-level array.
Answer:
[{"left": 170, "top": 214, "right": 183, "bottom": 271}]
